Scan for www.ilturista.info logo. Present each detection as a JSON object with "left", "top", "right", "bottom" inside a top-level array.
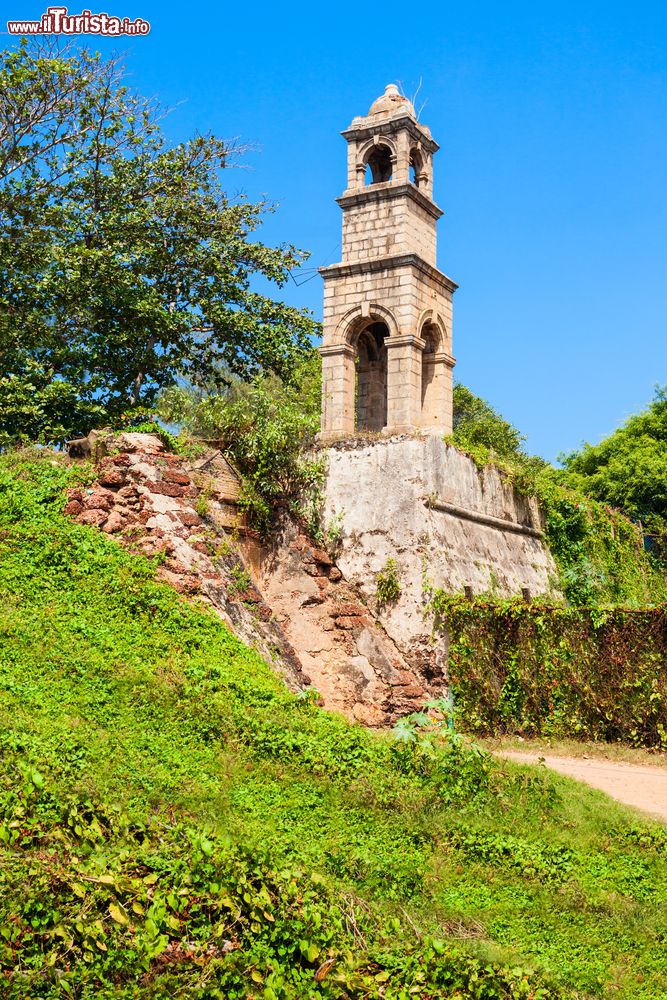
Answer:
[{"left": 7, "top": 5, "right": 150, "bottom": 34}]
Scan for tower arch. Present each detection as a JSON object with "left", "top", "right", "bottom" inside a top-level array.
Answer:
[
  {"left": 358, "top": 135, "right": 398, "bottom": 186},
  {"left": 355, "top": 321, "right": 389, "bottom": 430},
  {"left": 332, "top": 304, "right": 400, "bottom": 432},
  {"left": 417, "top": 311, "right": 454, "bottom": 431},
  {"left": 335, "top": 303, "right": 400, "bottom": 345}
]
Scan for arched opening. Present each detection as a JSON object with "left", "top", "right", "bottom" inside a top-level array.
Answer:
[
  {"left": 420, "top": 322, "right": 439, "bottom": 422},
  {"left": 409, "top": 148, "right": 425, "bottom": 189},
  {"left": 365, "top": 145, "right": 393, "bottom": 185},
  {"left": 355, "top": 321, "right": 388, "bottom": 430}
]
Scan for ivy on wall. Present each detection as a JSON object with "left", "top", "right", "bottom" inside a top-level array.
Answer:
[
  {"left": 446, "top": 435, "right": 667, "bottom": 608},
  {"left": 427, "top": 592, "right": 667, "bottom": 749},
  {"left": 537, "top": 479, "right": 666, "bottom": 606}
]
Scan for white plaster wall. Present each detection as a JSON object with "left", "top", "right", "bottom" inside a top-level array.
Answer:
[{"left": 322, "top": 436, "right": 560, "bottom": 653}]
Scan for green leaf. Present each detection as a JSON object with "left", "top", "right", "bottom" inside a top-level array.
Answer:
[{"left": 108, "top": 902, "right": 129, "bottom": 925}]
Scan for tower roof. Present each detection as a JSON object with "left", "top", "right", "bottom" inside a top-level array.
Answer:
[{"left": 368, "top": 83, "right": 415, "bottom": 119}]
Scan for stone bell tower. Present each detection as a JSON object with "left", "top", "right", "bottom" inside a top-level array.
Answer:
[{"left": 319, "top": 83, "right": 457, "bottom": 440}]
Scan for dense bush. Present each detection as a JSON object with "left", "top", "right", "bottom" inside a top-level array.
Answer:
[
  {"left": 157, "top": 352, "right": 322, "bottom": 531},
  {"left": 535, "top": 475, "right": 667, "bottom": 606},
  {"left": 559, "top": 385, "right": 667, "bottom": 555},
  {"left": 452, "top": 384, "right": 528, "bottom": 461}
]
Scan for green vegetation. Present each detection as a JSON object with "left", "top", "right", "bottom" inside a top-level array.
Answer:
[
  {"left": 452, "top": 385, "right": 528, "bottom": 463},
  {"left": 450, "top": 385, "right": 667, "bottom": 607},
  {"left": 559, "top": 386, "right": 667, "bottom": 554},
  {"left": 427, "top": 591, "right": 667, "bottom": 747},
  {"left": 375, "top": 557, "right": 401, "bottom": 605},
  {"left": 228, "top": 563, "right": 252, "bottom": 597},
  {"left": 157, "top": 352, "right": 323, "bottom": 533},
  {"left": 0, "top": 41, "right": 318, "bottom": 447},
  {"left": 444, "top": 387, "right": 667, "bottom": 740},
  {"left": 1, "top": 451, "right": 666, "bottom": 998},
  {"left": 2, "top": 35, "right": 666, "bottom": 1000}
]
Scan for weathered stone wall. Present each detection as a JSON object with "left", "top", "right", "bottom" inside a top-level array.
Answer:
[
  {"left": 339, "top": 188, "right": 438, "bottom": 265},
  {"left": 239, "top": 521, "right": 443, "bottom": 726},
  {"left": 63, "top": 432, "right": 308, "bottom": 691},
  {"left": 321, "top": 436, "right": 559, "bottom": 660}
]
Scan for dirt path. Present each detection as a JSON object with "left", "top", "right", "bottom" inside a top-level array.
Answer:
[{"left": 499, "top": 751, "right": 667, "bottom": 823}]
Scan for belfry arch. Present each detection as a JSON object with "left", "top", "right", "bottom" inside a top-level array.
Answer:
[
  {"left": 319, "top": 84, "right": 457, "bottom": 440},
  {"left": 365, "top": 144, "right": 393, "bottom": 185},
  {"left": 355, "top": 321, "right": 388, "bottom": 430}
]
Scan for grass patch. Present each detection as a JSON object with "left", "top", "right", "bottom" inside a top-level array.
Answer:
[{"left": 0, "top": 451, "right": 665, "bottom": 998}]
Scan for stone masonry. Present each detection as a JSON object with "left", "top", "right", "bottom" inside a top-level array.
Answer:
[
  {"left": 322, "top": 435, "right": 560, "bottom": 660},
  {"left": 320, "top": 84, "right": 457, "bottom": 439}
]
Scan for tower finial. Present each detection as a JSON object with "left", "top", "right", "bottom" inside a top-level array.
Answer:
[{"left": 368, "top": 83, "right": 415, "bottom": 118}]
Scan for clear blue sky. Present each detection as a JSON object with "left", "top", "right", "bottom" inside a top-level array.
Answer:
[{"left": 4, "top": 0, "right": 667, "bottom": 460}]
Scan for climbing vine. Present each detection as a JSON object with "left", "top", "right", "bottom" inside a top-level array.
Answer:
[
  {"left": 447, "top": 436, "right": 667, "bottom": 607},
  {"left": 427, "top": 591, "right": 667, "bottom": 748}
]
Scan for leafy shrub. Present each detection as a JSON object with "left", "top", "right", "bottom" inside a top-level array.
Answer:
[
  {"left": 157, "top": 352, "right": 323, "bottom": 532},
  {"left": 452, "top": 383, "right": 527, "bottom": 461},
  {"left": 376, "top": 557, "right": 401, "bottom": 605}
]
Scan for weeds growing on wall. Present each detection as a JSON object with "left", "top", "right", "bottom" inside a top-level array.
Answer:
[
  {"left": 427, "top": 590, "right": 667, "bottom": 748},
  {"left": 375, "top": 557, "right": 401, "bottom": 605},
  {"left": 448, "top": 434, "right": 667, "bottom": 607}
]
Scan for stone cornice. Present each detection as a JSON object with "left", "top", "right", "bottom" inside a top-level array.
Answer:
[
  {"left": 386, "top": 334, "right": 426, "bottom": 350},
  {"left": 423, "top": 351, "right": 456, "bottom": 368},
  {"left": 319, "top": 343, "right": 355, "bottom": 358},
  {"left": 426, "top": 498, "right": 544, "bottom": 539},
  {"left": 341, "top": 114, "right": 439, "bottom": 154},
  {"left": 337, "top": 182, "right": 443, "bottom": 221},
  {"left": 320, "top": 252, "right": 459, "bottom": 294}
]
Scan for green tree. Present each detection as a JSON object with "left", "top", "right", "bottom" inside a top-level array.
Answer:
[
  {"left": 0, "top": 40, "right": 318, "bottom": 447},
  {"left": 452, "top": 383, "right": 526, "bottom": 460},
  {"left": 559, "top": 386, "right": 667, "bottom": 538}
]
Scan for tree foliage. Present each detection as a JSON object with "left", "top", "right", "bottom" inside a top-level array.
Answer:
[
  {"left": 0, "top": 40, "right": 318, "bottom": 447},
  {"left": 559, "top": 386, "right": 667, "bottom": 536},
  {"left": 452, "top": 383, "right": 526, "bottom": 461}
]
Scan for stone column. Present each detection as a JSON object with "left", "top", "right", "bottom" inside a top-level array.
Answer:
[
  {"left": 420, "top": 352, "right": 455, "bottom": 435},
  {"left": 385, "top": 335, "right": 424, "bottom": 433},
  {"left": 346, "top": 136, "right": 362, "bottom": 192},
  {"left": 394, "top": 129, "right": 411, "bottom": 185},
  {"left": 320, "top": 344, "right": 356, "bottom": 441}
]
